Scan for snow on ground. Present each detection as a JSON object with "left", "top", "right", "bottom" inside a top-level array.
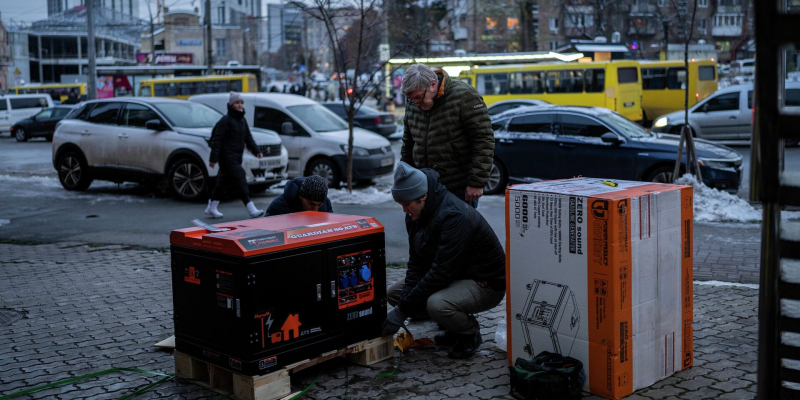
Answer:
[
  {"left": 694, "top": 280, "right": 759, "bottom": 289},
  {"left": 327, "top": 186, "right": 394, "bottom": 205},
  {"left": 0, "top": 219, "right": 10, "bottom": 227},
  {"left": 0, "top": 175, "right": 146, "bottom": 203},
  {"left": 675, "top": 173, "right": 800, "bottom": 223}
]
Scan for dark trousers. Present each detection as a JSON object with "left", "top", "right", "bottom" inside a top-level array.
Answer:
[{"left": 210, "top": 159, "right": 250, "bottom": 205}]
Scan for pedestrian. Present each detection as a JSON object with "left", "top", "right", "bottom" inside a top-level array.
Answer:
[
  {"left": 265, "top": 175, "right": 333, "bottom": 216},
  {"left": 63, "top": 90, "right": 79, "bottom": 105},
  {"left": 400, "top": 63, "right": 494, "bottom": 208},
  {"left": 204, "top": 92, "right": 265, "bottom": 219},
  {"left": 381, "top": 162, "right": 506, "bottom": 359}
]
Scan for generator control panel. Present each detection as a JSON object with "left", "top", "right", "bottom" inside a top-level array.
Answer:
[{"left": 336, "top": 250, "right": 374, "bottom": 309}]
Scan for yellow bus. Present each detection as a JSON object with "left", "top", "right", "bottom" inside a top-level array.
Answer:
[
  {"left": 138, "top": 74, "right": 257, "bottom": 100},
  {"left": 9, "top": 83, "right": 87, "bottom": 102},
  {"left": 640, "top": 60, "right": 717, "bottom": 123},
  {"left": 459, "top": 61, "right": 643, "bottom": 122}
]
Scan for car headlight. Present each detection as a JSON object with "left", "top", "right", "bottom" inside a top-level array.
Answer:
[
  {"left": 653, "top": 117, "right": 668, "bottom": 128},
  {"left": 341, "top": 145, "right": 370, "bottom": 157},
  {"left": 698, "top": 159, "right": 733, "bottom": 169}
]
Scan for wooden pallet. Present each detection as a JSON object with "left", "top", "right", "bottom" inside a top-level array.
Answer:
[{"left": 174, "top": 336, "right": 394, "bottom": 400}]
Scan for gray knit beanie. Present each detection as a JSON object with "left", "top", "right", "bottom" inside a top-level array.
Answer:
[
  {"left": 229, "top": 91, "right": 244, "bottom": 105},
  {"left": 392, "top": 162, "right": 428, "bottom": 203},
  {"left": 299, "top": 175, "right": 329, "bottom": 203}
]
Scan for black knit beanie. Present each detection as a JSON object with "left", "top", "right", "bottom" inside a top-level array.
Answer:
[{"left": 298, "top": 175, "right": 329, "bottom": 203}]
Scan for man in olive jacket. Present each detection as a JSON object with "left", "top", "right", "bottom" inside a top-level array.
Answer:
[
  {"left": 382, "top": 162, "right": 506, "bottom": 359},
  {"left": 400, "top": 63, "right": 494, "bottom": 207}
]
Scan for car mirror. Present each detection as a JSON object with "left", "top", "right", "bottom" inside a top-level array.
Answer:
[
  {"left": 601, "top": 132, "right": 622, "bottom": 144},
  {"left": 281, "top": 121, "right": 296, "bottom": 135},
  {"left": 145, "top": 119, "right": 165, "bottom": 131},
  {"left": 701, "top": 104, "right": 709, "bottom": 113}
]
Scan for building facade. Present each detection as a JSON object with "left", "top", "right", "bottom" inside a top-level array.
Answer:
[{"left": 48, "top": 0, "right": 140, "bottom": 19}]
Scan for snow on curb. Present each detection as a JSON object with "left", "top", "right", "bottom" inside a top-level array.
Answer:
[
  {"left": 0, "top": 219, "right": 10, "bottom": 227},
  {"left": 693, "top": 280, "right": 758, "bottom": 289},
  {"left": 327, "top": 187, "right": 393, "bottom": 205}
]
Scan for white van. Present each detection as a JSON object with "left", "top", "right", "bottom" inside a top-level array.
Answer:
[
  {"left": 189, "top": 93, "right": 395, "bottom": 186},
  {"left": 0, "top": 94, "right": 55, "bottom": 133}
]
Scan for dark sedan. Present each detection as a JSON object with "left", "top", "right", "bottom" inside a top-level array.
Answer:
[
  {"left": 484, "top": 105, "right": 743, "bottom": 194},
  {"left": 321, "top": 102, "right": 396, "bottom": 137},
  {"left": 12, "top": 105, "right": 73, "bottom": 142}
]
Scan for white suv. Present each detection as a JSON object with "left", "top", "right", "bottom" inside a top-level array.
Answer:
[{"left": 52, "top": 98, "right": 288, "bottom": 201}]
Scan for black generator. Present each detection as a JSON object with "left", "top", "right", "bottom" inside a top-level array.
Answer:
[{"left": 170, "top": 212, "right": 387, "bottom": 376}]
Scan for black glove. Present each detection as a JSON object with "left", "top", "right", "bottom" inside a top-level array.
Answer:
[{"left": 381, "top": 308, "right": 407, "bottom": 336}]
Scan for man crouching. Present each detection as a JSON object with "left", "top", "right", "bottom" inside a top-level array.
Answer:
[{"left": 382, "top": 162, "right": 506, "bottom": 359}]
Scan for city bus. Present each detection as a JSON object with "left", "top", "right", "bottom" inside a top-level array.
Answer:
[
  {"left": 138, "top": 74, "right": 257, "bottom": 99},
  {"left": 9, "top": 83, "right": 87, "bottom": 102},
  {"left": 459, "top": 60, "right": 643, "bottom": 122},
  {"left": 639, "top": 59, "right": 718, "bottom": 123}
]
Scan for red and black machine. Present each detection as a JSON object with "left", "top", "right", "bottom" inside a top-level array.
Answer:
[{"left": 170, "top": 212, "right": 386, "bottom": 376}]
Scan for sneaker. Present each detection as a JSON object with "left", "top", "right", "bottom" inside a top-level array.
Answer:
[
  {"left": 205, "top": 200, "right": 223, "bottom": 218},
  {"left": 434, "top": 330, "right": 459, "bottom": 347},
  {"left": 447, "top": 331, "right": 483, "bottom": 360}
]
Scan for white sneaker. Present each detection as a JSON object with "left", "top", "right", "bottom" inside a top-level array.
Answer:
[
  {"left": 246, "top": 201, "right": 265, "bottom": 218},
  {"left": 205, "top": 200, "right": 224, "bottom": 218}
]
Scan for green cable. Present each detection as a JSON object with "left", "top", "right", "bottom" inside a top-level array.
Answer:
[
  {"left": 0, "top": 367, "right": 172, "bottom": 400},
  {"left": 287, "top": 374, "right": 319, "bottom": 400},
  {"left": 116, "top": 375, "right": 174, "bottom": 400}
]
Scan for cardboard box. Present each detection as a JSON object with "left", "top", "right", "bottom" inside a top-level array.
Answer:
[{"left": 505, "top": 178, "right": 694, "bottom": 399}]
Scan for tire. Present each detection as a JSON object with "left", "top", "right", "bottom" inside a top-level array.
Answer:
[
  {"left": 484, "top": 159, "right": 509, "bottom": 195},
  {"left": 307, "top": 158, "right": 341, "bottom": 188},
  {"left": 645, "top": 165, "right": 681, "bottom": 184},
  {"left": 57, "top": 151, "right": 93, "bottom": 191},
  {"left": 168, "top": 158, "right": 208, "bottom": 202},
  {"left": 14, "top": 127, "right": 27, "bottom": 142}
]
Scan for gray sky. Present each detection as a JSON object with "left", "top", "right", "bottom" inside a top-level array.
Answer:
[{"left": 0, "top": 0, "right": 281, "bottom": 25}]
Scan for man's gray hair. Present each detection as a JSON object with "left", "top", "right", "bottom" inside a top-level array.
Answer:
[{"left": 401, "top": 64, "right": 438, "bottom": 95}]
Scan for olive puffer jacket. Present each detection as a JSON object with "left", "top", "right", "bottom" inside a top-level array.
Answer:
[
  {"left": 209, "top": 104, "right": 260, "bottom": 164},
  {"left": 400, "top": 69, "right": 494, "bottom": 191}
]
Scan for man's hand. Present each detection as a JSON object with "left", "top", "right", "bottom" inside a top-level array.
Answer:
[
  {"left": 381, "top": 308, "right": 407, "bottom": 336},
  {"left": 209, "top": 162, "right": 216, "bottom": 168},
  {"left": 465, "top": 186, "right": 484, "bottom": 203},
  {"left": 256, "top": 153, "right": 263, "bottom": 159}
]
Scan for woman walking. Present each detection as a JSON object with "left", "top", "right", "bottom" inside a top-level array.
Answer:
[{"left": 204, "top": 92, "right": 265, "bottom": 218}]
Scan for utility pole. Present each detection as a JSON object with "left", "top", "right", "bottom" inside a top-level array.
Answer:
[
  {"left": 205, "top": 0, "right": 213, "bottom": 74},
  {"left": 86, "top": 0, "right": 97, "bottom": 100}
]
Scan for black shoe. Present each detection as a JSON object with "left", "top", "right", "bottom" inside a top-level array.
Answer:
[
  {"left": 410, "top": 312, "right": 431, "bottom": 322},
  {"left": 447, "top": 331, "right": 483, "bottom": 359},
  {"left": 434, "top": 330, "right": 459, "bottom": 347}
]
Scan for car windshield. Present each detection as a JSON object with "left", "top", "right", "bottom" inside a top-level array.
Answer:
[
  {"left": 153, "top": 102, "right": 223, "bottom": 128},
  {"left": 596, "top": 112, "right": 652, "bottom": 139},
  {"left": 288, "top": 104, "right": 348, "bottom": 132}
]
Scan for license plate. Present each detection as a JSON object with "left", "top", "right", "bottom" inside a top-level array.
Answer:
[
  {"left": 380, "top": 157, "right": 394, "bottom": 167},
  {"left": 624, "top": 102, "right": 634, "bottom": 107},
  {"left": 259, "top": 159, "right": 282, "bottom": 168}
]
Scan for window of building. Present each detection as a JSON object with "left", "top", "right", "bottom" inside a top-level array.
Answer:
[
  {"left": 658, "top": 0, "right": 668, "bottom": 6},
  {"left": 698, "top": 19, "right": 708, "bottom": 34},
  {"left": 217, "top": 2, "right": 226, "bottom": 24},
  {"left": 533, "top": 19, "right": 539, "bottom": 36},
  {"left": 459, "top": 15, "right": 466, "bottom": 28},
  {"left": 216, "top": 38, "right": 227, "bottom": 57},
  {"left": 507, "top": 17, "right": 519, "bottom": 30},
  {"left": 698, "top": 0, "right": 708, "bottom": 7},
  {"left": 486, "top": 17, "right": 497, "bottom": 31},
  {"left": 549, "top": 41, "right": 559, "bottom": 51},
  {"left": 549, "top": 18, "right": 559, "bottom": 32}
]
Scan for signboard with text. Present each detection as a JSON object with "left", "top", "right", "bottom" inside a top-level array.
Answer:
[{"left": 136, "top": 53, "right": 194, "bottom": 65}]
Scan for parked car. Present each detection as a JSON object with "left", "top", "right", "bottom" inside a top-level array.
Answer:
[
  {"left": 52, "top": 98, "right": 288, "bottom": 201},
  {"left": 12, "top": 105, "right": 73, "bottom": 142},
  {"left": 0, "top": 94, "right": 55, "bottom": 134},
  {"left": 189, "top": 93, "right": 394, "bottom": 187},
  {"left": 651, "top": 83, "right": 800, "bottom": 146},
  {"left": 488, "top": 99, "right": 550, "bottom": 117},
  {"left": 485, "top": 105, "right": 743, "bottom": 195},
  {"left": 320, "top": 101, "right": 396, "bottom": 137}
]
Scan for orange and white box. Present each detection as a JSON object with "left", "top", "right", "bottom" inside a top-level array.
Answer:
[{"left": 505, "top": 178, "right": 694, "bottom": 400}]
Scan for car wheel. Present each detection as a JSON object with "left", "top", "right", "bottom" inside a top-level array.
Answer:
[
  {"left": 57, "top": 151, "right": 93, "bottom": 191},
  {"left": 307, "top": 158, "right": 341, "bottom": 188},
  {"left": 14, "top": 127, "right": 27, "bottom": 142},
  {"left": 169, "top": 158, "right": 208, "bottom": 202},
  {"left": 484, "top": 160, "right": 508, "bottom": 195},
  {"left": 645, "top": 165, "right": 682, "bottom": 184}
]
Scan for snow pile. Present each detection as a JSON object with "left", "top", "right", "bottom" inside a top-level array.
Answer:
[
  {"left": 327, "top": 186, "right": 393, "bottom": 205},
  {"left": 0, "top": 219, "right": 10, "bottom": 227},
  {"left": 675, "top": 174, "right": 762, "bottom": 223}
]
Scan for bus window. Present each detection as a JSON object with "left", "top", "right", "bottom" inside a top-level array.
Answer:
[
  {"left": 167, "top": 83, "right": 179, "bottom": 97},
  {"left": 180, "top": 82, "right": 193, "bottom": 96},
  {"left": 510, "top": 72, "right": 540, "bottom": 94},
  {"left": 642, "top": 68, "right": 667, "bottom": 89},
  {"left": 698, "top": 66, "right": 715, "bottom": 81},
  {"left": 546, "top": 72, "right": 561, "bottom": 93},
  {"left": 568, "top": 70, "right": 583, "bottom": 93},
  {"left": 617, "top": 67, "right": 638, "bottom": 84},
  {"left": 477, "top": 73, "right": 508, "bottom": 95},
  {"left": 154, "top": 83, "right": 167, "bottom": 97},
  {"left": 585, "top": 69, "right": 605, "bottom": 92},
  {"left": 141, "top": 86, "right": 152, "bottom": 97},
  {"left": 667, "top": 68, "right": 686, "bottom": 89},
  {"left": 460, "top": 77, "right": 472, "bottom": 86},
  {"left": 230, "top": 80, "right": 243, "bottom": 92}
]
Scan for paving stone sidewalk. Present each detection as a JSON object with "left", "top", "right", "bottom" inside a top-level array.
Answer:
[{"left": 0, "top": 243, "right": 757, "bottom": 399}]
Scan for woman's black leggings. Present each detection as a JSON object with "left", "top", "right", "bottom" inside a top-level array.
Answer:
[{"left": 210, "top": 159, "right": 250, "bottom": 205}]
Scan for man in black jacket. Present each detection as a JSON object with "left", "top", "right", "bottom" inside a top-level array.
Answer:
[
  {"left": 382, "top": 162, "right": 506, "bottom": 359},
  {"left": 266, "top": 175, "right": 333, "bottom": 216},
  {"left": 205, "top": 92, "right": 265, "bottom": 219}
]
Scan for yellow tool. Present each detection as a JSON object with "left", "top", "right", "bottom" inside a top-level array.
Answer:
[
  {"left": 602, "top": 180, "right": 618, "bottom": 187},
  {"left": 393, "top": 325, "right": 434, "bottom": 352}
]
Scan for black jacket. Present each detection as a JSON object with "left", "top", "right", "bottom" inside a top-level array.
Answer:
[
  {"left": 398, "top": 169, "right": 506, "bottom": 317},
  {"left": 266, "top": 177, "right": 334, "bottom": 216},
  {"left": 209, "top": 104, "right": 259, "bottom": 164}
]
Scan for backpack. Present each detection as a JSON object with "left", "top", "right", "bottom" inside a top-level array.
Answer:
[{"left": 508, "top": 351, "right": 585, "bottom": 400}]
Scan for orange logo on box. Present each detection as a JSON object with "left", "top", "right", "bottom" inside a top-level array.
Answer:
[
  {"left": 269, "top": 314, "right": 302, "bottom": 344},
  {"left": 184, "top": 266, "right": 201, "bottom": 285}
]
